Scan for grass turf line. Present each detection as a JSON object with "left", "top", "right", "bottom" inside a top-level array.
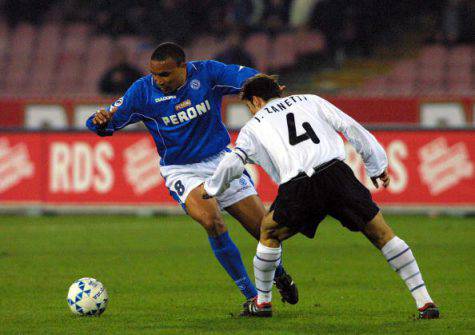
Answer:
[{"left": 0, "top": 215, "right": 474, "bottom": 334}]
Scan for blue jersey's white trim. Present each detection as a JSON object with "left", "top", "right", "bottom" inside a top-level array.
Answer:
[
  {"left": 212, "top": 84, "right": 242, "bottom": 90},
  {"left": 116, "top": 113, "right": 137, "bottom": 130},
  {"left": 138, "top": 113, "right": 169, "bottom": 165}
]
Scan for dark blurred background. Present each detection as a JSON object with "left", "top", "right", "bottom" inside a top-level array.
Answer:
[{"left": 0, "top": 0, "right": 473, "bottom": 97}]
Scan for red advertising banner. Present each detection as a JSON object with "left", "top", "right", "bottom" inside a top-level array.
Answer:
[
  {"left": 0, "top": 134, "right": 43, "bottom": 203},
  {"left": 343, "top": 131, "right": 474, "bottom": 206},
  {"left": 0, "top": 130, "right": 474, "bottom": 209}
]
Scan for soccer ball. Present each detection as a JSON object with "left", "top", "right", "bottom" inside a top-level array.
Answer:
[{"left": 67, "top": 277, "right": 109, "bottom": 316}]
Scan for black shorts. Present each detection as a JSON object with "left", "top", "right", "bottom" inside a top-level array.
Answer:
[{"left": 270, "top": 160, "right": 379, "bottom": 238}]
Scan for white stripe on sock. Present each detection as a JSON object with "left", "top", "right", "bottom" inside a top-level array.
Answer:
[
  {"left": 254, "top": 242, "right": 281, "bottom": 304},
  {"left": 381, "top": 236, "right": 433, "bottom": 308}
]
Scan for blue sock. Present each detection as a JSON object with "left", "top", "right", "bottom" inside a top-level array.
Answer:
[{"left": 208, "top": 231, "right": 257, "bottom": 300}]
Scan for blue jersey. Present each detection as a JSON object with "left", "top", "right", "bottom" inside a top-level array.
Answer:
[{"left": 86, "top": 60, "right": 258, "bottom": 166}]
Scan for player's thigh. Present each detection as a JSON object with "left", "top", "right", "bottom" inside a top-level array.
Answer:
[
  {"left": 162, "top": 169, "right": 205, "bottom": 210},
  {"left": 224, "top": 194, "right": 266, "bottom": 240},
  {"left": 361, "top": 211, "right": 395, "bottom": 249},
  {"left": 271, "top": 176, "right": 325, "bottom": 238},
  {"left": 324, "top": 161, "right": 380, "bottom": 232},
  {"left": 185, "top": 186, "right": 227, "bottom": 237}
]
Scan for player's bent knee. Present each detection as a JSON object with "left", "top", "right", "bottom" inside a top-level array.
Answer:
[
  {"left": 199, "top": 213, "right": 227, "bottom": 236},
  {"left": 260, "top": 225, "right": 275, "bottom": 240},
  {"left": 260, "top": 228, "right": 281, "bottom": 247},
  {"left": 260, "top": 214, "right": 276, "bottom": 236}
]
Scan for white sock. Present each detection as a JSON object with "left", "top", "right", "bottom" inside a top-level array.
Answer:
[
  {"left": 381, "top": 236, "right": 433, "bottom": 308},
  {"left": 254, "top": 242, "right": 281, "bottom": 304}
]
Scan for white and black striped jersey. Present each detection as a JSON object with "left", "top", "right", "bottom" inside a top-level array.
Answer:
[{"left": 204, "top": 94, "right": 388, "bottom": 197}]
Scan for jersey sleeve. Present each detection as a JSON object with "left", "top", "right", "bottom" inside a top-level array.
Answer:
[
  {"left": 204, "top": 152, "right": 245, "bottom": 197},
  {"left": 206, "top": 60, "right": 259, "bottom": 96},
  {"left": 234, "top": 125, "right": 259, "bottom": 164},
  {"left": 317, "top": 96, "right": 388, "bottom": 177},
  {"left": 204, "top": 126, "right": 257, "bottom": 197},
  {"left": 86, "top": 80, "right": 144, "bottom": 136}
]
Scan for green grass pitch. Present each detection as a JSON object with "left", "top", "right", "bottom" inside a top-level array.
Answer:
[{"left": 0, "top": 214, "right": 474, "bottom": 334}]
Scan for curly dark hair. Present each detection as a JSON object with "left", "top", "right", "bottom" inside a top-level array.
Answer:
[{"left": 240, "top": 74, "right": 282, "bottom": 102}]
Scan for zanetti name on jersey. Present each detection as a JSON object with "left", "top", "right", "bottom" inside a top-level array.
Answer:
[
  {"left": 162, "top": 100, "right": 211, "bottom": 126},
  {"left": 254, "top": 95, "right": 308, "bottom": 122},
  {"left": 263, "top": 95, "right": 308, "bottom": 114}
]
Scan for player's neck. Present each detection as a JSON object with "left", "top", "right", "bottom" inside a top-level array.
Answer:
[
  {"left": 260, "top": 97, "right": 279, "bottom": 109},
  {"left": 174, "top": 67, "right": 188, "bottom": 92}
]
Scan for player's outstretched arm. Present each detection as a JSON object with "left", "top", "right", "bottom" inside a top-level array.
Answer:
[
  {"left": 319, "top": 97, "right": 388, "bottom": 179},
  {"left": 86, "top": 106, "right": 118, "bottom": 136},
  {"left": 91, "top": 106, "right": 116, "bottom": 126},
  {"left": 85, "top": 81, "right": 144, "bottom": 136},
  {"left": 203, "top": 125, "right": 258, "bottom": 199},
  {"left": 203, "top": 150, "right": 246, "bottom": 198}
]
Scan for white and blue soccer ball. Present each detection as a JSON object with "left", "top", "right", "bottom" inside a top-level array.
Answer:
[{"left": 67, "top": 277, "right": 109, "bottom": 316}]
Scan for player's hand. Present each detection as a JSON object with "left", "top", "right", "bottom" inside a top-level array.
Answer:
[
  {"left": 279, "top": 85, "right": 286, "bottom": 93},
  {"left": 92, "top": 106, "right": 118, "bottom": 126},
  {"left": 371, "top": 169, "right": 390, "bottom": 189},
  {"left": 200, "top": 183, "right": 213, "bottom": 200}
]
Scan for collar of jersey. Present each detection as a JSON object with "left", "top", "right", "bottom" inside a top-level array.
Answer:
[{"left": 255, "top": 98, "right": 281, "bottom": 118}]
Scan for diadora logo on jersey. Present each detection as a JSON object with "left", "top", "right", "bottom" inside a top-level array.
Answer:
[
  {"left": 162, "top": 100, "right": 211, "bottom": 126},
  {"left": 113, "top": 97, "right": 124, "bottom": 107},
  {"left": 155, "top": 96, "right": 176, "bottom": 103},
  {"left": 175, "top": 99, "right": 192, "bottom": 111},
  {"left": 190, "top": 79, "right": 201, "bottom": 90}
]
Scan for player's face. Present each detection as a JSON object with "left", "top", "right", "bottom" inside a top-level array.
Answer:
[{"left": 150, "top": 58, "right": 187, "bottom": 94}]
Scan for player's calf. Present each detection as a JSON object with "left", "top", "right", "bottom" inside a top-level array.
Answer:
[
  {"left": 365, "top": 213, "right": 438, "bottom": 317},
  {"left": 361, "top": 212, "right": 395, "bottom": 249},
  {"left": 256, "top": 212, "right": 299, "bottom": 305},
  {"left": 253, "top": 242, "right": 281, "bottom": 305},
  {"left": 187, "top": 188, "right": 258, "bottom": 300}
]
